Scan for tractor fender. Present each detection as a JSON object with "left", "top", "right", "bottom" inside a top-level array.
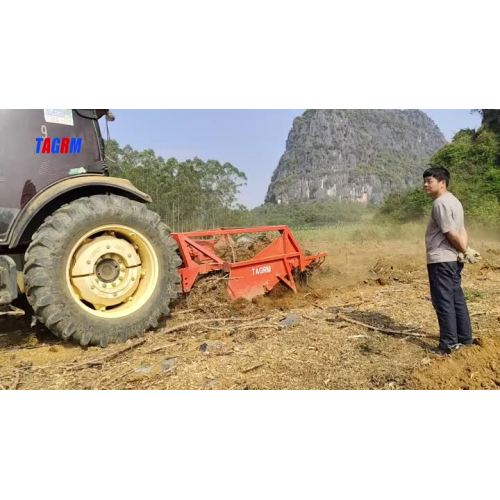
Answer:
[{"left": 7, "top": 175, "right": 152, "bottom": 248}]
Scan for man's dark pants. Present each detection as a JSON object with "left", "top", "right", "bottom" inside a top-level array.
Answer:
[{"left": 427, "top": 261, "right": 473, "bottom": 350}]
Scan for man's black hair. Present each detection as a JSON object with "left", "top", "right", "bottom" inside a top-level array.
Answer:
[{"left": 423, "top": 166, "right": 450, "bottom": 187}]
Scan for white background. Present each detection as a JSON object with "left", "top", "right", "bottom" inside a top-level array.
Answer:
[{"left": 1, "top": 1, "right": 499, "bottom": 499}]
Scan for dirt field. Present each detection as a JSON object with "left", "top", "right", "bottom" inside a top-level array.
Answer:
[{"left": 1, "top": 225, "right": 499, "bottom": 390}]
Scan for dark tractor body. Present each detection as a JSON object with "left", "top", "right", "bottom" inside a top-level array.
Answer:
[
  {"left": 0, "top": 110, "right": 180, "bottom": 345},
  {"left": 1, "top": 109, "right": 106, "bottom": 241}
]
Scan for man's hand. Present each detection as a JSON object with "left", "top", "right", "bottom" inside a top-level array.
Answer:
[{"left": 458, "top": 247, "right": 482, "bottom": 264}]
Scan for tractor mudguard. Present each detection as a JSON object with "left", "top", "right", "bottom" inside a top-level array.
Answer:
[{"left": 6, "top": 175, "right": 152, "bottom": 248}]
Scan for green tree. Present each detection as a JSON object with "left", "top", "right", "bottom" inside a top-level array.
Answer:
[{"left": 105, "top": 140, "right": 247, "bottom": 231}]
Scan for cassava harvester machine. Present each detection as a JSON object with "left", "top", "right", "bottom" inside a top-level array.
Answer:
[{"left": 0, "top": 109, "right": 326, "bottom": 346}]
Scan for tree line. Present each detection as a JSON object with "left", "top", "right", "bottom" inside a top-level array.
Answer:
[{"left": 105, "top": 140, "right": 247, "bottom": 231}]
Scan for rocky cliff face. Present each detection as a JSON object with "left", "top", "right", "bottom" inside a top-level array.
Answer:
[{"left": 265, "top": 110, "right": 446, "bottom": 204}]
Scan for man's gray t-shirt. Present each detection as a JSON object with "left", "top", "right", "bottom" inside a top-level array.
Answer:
[{"left": 425, "top": 191, "right": 464, "bottom": 264}]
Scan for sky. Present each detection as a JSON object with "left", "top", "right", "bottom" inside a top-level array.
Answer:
[{"left": 102, "top": 109, "right": 482, "bottom": 208}]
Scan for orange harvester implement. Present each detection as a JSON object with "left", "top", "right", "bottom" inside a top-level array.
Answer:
[{"left": 171, "top": 225, "right": 327, "bottom": 300}]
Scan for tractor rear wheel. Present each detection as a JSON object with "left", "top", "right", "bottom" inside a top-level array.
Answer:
[{"left": 24, "top": 194, "right": 181, "bottom": 346}]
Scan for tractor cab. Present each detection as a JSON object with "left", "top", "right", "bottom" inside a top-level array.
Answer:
[{"left": 0, "top": 109, "right": 109, "bottom": 241}]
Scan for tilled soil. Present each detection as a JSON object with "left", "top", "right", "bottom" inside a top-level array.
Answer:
[{"left": 1, "top": 238, "right": 499, "bottom": 390}]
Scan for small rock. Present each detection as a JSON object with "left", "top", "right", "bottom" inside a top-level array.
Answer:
[
  {"left": 161, "top": 358, "right": 176, "bottom": 372},
  {"left": 205, "top": 379, "right": 220, "bottom": 389},
  {"left": 279, "top": 313, "right": 301, "bottom": 328},
  {"left": 49, "top": 346, "right": 58, "bottom": 353},
  {"left": 199, "top": 341, "right": 225, "bottom": 353},
  {"left": 134, "top": 365, "right": 152, "bottom": 375}
]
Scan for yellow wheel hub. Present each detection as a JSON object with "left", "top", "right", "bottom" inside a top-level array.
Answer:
[{"left": 66, "top": 225, "right": 159, "bottom": 318}]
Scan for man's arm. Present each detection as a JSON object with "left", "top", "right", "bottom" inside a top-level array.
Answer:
[
  {"left": 445, "top": 229, "right": 467, "bottom": 253},
  {"left": 453, "top": 226, "right": 481, "bottom": 263},
  {"left": 435, "top": 202, "right": 479, "bottom": 263},
  {"left": 462, "top": 227, "right": 469, "bottom": 249}
]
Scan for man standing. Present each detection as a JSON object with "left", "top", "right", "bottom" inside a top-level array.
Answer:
[{"left": 423, "top": 166, "right": 480, "bottom": 355}]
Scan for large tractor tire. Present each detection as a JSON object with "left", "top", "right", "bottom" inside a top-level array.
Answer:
[{"left": 24, "top": 194, "right": 181, "bottom": 347}]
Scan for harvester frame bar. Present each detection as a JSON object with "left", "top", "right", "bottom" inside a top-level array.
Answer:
[{"left": 171, "top": 225, "right": 326, "bottom": 300}]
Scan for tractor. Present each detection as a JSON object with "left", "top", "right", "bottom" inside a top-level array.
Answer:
[
  {"left": 0, "top": 109, "right": 325, "bottom": 347},
  {"left": 0, "top": 109, "right": 181, "bottom": 346}
]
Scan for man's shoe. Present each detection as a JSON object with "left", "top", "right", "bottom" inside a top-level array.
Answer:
[
  {"left": 431, "top": 344, "right": 461, "bottom": 356},
  {"left": 430, "top": 346, "right": 452, "bottom": 356},
  {"left": 460, "top": 338, "right": 482, "bottom": 348}
]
